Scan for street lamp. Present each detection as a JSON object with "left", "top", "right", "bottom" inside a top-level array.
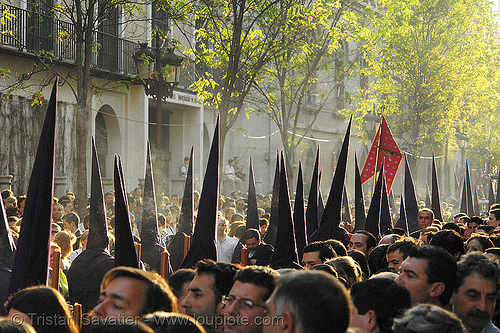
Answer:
[
  {"left": 364, "top": 113, "right": 380, "bottom": 137},
  {"left": 133, "top": 41, "right": 183, "bottom": 193}
]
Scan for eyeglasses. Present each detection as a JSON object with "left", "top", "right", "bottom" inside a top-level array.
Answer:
[{"left": 221, "top": 295, "right": 267, "bottom": 311}]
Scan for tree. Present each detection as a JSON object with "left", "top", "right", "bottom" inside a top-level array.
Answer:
[
  {"left": 248, "top": 0, "right": 361, "bottom": 184},
  {"left": 165, "top": 0, "right": 295, "bottom": 164},
  {"left": 354, "top": 0, "right": 499, "bottom": 183},
  {"left": 1, "top": 0, "right": 146, "bottom": 215}
]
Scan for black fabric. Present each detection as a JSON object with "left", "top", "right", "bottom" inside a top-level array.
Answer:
[{"left": 67, "top": 249, "right": 115, "bottom": 313}]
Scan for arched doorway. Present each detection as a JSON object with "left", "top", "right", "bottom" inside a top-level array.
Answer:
[{"left": 95, "top": 105, "right": 121, "bottom": 178}]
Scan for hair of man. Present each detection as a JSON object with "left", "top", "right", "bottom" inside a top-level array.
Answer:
[{"left": 101, "top": 266, "right": 177, "bottom": 315}]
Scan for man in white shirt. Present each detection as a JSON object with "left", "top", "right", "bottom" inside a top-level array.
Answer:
[
  {"left": 217, "top": 216, "right": 239, "bottom": 263},
  {"left": 224, "top": 159, "right": 243, "bottom": 193}
]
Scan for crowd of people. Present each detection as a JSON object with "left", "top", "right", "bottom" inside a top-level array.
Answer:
[{"left": 2, "top": 184, "right": 500, "bottom": 333}]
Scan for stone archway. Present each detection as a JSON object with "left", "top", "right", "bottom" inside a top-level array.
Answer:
[{"left": 95, "top": 105, "right": 121, "bottom": 179}]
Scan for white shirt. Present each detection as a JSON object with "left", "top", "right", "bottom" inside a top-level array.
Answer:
[
  {"left": 224, "top": 164, "right": 236, "bottom": 175},
  {"left": 217, "top": 236, "right": 239, "bottom": 263}
]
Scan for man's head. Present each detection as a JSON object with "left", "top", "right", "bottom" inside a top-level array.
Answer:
[
  {"left": 418, "top": 209, "right": 434, "bottom": 230},
  {"left": 429, "top": 230, "right": 465, "bottom": 260},
  {"left": 396, "top": 245, "right": 457, "bottom": 307},
  {"left": 450, "top": 253, "right": 500, "bottom": 332},
  {"left": 52, "top": 203, "right": 64, "bottom": 221},
  {"left": 302, "top": 241, "right": 337, "bottom": 269},
  {"left": 236, "top": 200, "right": 245, "bottom": 212},
  {"left": 386, "top": 238, "right": 418, "bottom": 271},
  {"left": 465, "top": 216, "right": 484, "bottom": 238},
  {"left": 348, "top": 230, "right": 377, "bottom": 256},
  {"left": 263, "top": 270, "right": 350, "bottom": 333},
  {"left": 62, "top": 212, "right": 80, "bottom": 234},
  {"left": 242, "top": 229, "right": 261, "bottom": 253},
  {"left": 350, "top": 278, "right": 411, "bottom": 333},
  {"left": 184, "top": 157, "right": 190, "bottom": 164},
  {"left": 259, "top": 218, "right": 269, "bottom": 237},
  {"left": 180, "top": 260, "right": 239, "bottom": 327},
  {"left": 222, "top": 266, "right": 279, "bottom": 333},
  {"left": 488, "top": 209, "right": 500, "bottom": 228},
  {"left": 217, "top": 217, "right": 229, "bottom": 240},
  {"left": 168, "top": 269, "right": 195, "bottom": 314},
  {"left": 91, "top": 267, "right": 177, "bottom": 319},
  {"left": 104, "top": 192, "right": 115, "bottom": 207}
]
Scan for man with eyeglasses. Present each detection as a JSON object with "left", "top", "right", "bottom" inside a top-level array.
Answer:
[
  {"left": 180, "top": 260, "right": 240, "bottom": 331},
  {"left": 222, "top": 266, "right": 279, "bottom": 333}
]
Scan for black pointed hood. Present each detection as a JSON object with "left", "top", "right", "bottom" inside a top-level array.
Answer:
[
  {"left": 309, "top": 117, "right": 351, "bottom": 244},
  {"left": 264, "top": 149, "right": 280, "bottom": 246},
  {"left": 342, "top": 184, "right": 351, "bottom": 225},
  {"left": 404, "top": 154, "right": 419, "bottom": 233},
  {"left": 178, "top": 147, "right": 194, "bottom": 235},
  {"left": 431, "top": 152, "right": 443, "bottom": 221},
  {"left": 180, "top": 116, "right": 219, "bottom": 268},
  {"left": 395, "top": 193, "right": 408, "bottom": 234},
  {"left": 460, "top": 176, "right": 467, "bottom": 214},
  {"left": 364, "top": 163, "right": 384, "bottom": 238},
  {"left": 246, "top": 157, "right": 259, "bottom": 231},
  {"left": 270, "top": 153, "right": 300, "bottom": 269},
  {"left": 293, "top": 161, "right": 306, "bottom": 261},
  {"left": 354, "top": 152, "right": 366, "bottom": 231},
  {"left": 489, "top": 179, "right": 495, "bottom": 208},
  {"left": 87, "top": 136, "right": 109, "bottom": 252},
  {"left": 306, "top": 146, "right": 320, "bottom": 240},
  {"left": 496, "top": 168, "right": 500, "bottom": 205},
  {"left": 8, "top": 78, "right": 58, "bottom": 296},
  {"left": 465, "top": 160, "right": 475, "bottom": 216},
  {"left": 140, "top": 141, "right": 164, "bottom": 272},
  {"left": 168, "top": 147, "right": 194, "bottom": 271},
  {"left": 379, "top": 171, "right": 392, "bottom": 237},
  {"left": 114, "top": 155, "right": 139, "bottom": 268},
  {"left": 425, "top": 181, "right": 431, "bottom": 208}
]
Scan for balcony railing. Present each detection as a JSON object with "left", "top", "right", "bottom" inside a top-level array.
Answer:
[{"left": 0, "top": 4, "right": 140, "bottom": 76}]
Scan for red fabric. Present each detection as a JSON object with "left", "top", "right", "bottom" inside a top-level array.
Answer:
[{"left": 360, "top": 116, "right": 402, "bottom": 191}]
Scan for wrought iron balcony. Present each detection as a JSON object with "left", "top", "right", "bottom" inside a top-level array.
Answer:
[{"left": 0, "top": 4, "right": 140, "bottom": 76}]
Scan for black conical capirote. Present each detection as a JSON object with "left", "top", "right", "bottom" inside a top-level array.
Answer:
[
  {"left": 293, "top": 161, "right": 306, "bottom": 261},
  {"left": 425, "top": 181, "right": 431, "bottom": 208},
  {"left": 180, "top": 116, "right": 219, "bottom": 268},
  {"left": 395, "top": 193, "right": 408, "bottom": 234},
  {"left": 270, "top": 153, "right": 300, "bottom": 269},
  {"left": 364, "top": 163, "right": 384, "bottom": 238},
  {"left": 431, "top": 152, "right": 443, "bottom": 221},
  {"left": 168, "top": 148, "right": 194, "bottom": 271},
  {"left": 114, "top": 155, "right": 139, "bottom": 268},
  {"left": 489, "top": 179, "right": 495, "bottom": 208},
  {"left": 264, "top": 149, "right": 280, "bottom": 246},
  {"left": 246, "top": 157, "right": 259, "bottom": 230},
  {"left": 8, "top": 78, "right": 58, "bottom": 296},
  {"left": 178, "top": 147, "right": 194, "bottom": 235},
  {"left": 379, "top": 171, "right": 392, "bottom": 237},
  {"left": 342, "top": 184, "right": 351, "bottom": 225},
  {"left": 309, "top": 117, "right": 351, "bottom": 244},
  {"left": 87, "top": 136, "right": 109, "bottom": 252},
  {"left": 465, "top": 161, "right": 475, "bottom": 216},
  {"left": 140, "top": 141, "right": 164, "bottom": 272},
  {"left": 496, "top": 168, "right": 500, "bottom": 204},
  {"left": 354, "top": 152, "right": 365, "bottom": 231},
  {"left": 404, "top": 154, "right": 419, "bottom": 233},
  {"left": 306, "top": 146, "right": 320, "bottom": 240},
  {"left": 473, "top": 186, "right": 480, "bottom": 218}
]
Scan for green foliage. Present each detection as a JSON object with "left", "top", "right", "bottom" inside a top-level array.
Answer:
[
  {"left": 248, "top": 0, "right": 361, "bottom": 179},
  {"left": 355, "top": 0, "right": 500, "bottom": 167}
]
